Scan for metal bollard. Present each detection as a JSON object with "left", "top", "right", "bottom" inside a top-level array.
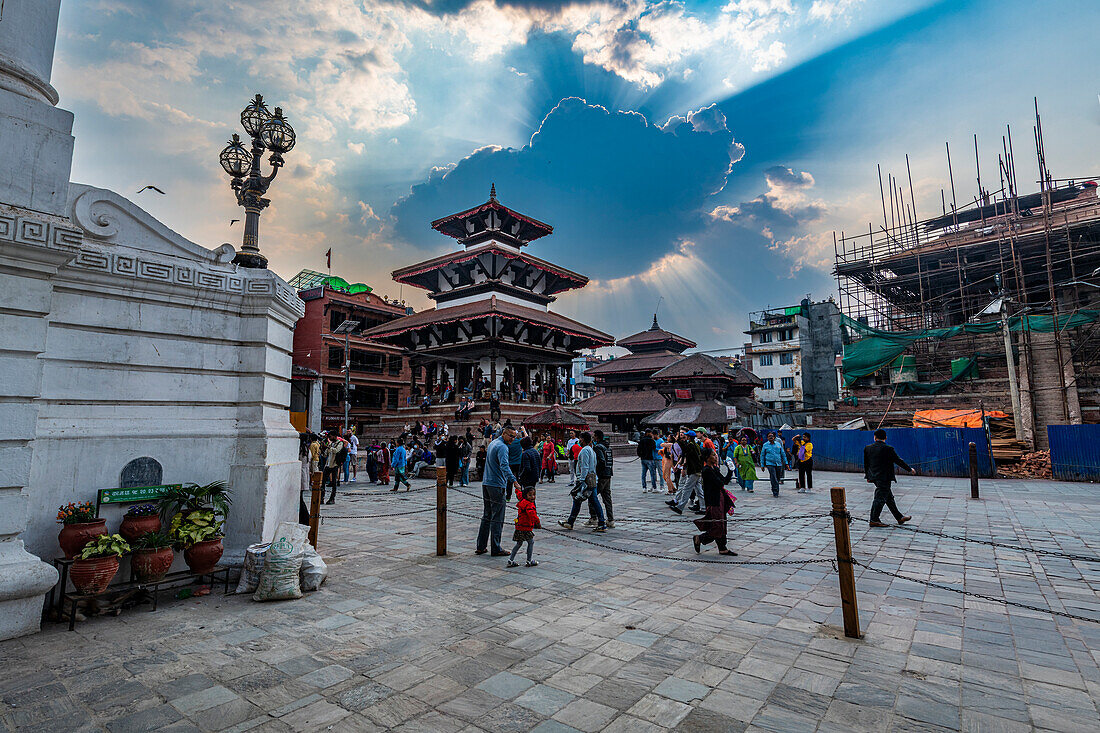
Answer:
[
  {"left": 829, "top": 487, "right": 862, "bottom": 639},
  {"left": 436, "top": 466, "right": 447, "bottom": 556},
  {"left": 308, "top": 471, "right": 323, "bottom": 549},
  {"left": 969, "top": 442, "right": 980, "bottom": 499}
]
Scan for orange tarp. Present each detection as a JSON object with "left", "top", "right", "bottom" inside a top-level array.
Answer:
[{"left": 913, "top": 408, "right": 1008, "bottom": 429}]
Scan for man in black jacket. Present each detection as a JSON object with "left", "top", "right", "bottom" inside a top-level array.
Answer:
[
  {"left": 588, "top": 429, "right": 616, "bottom": 528},
  {"left": 864, "top": 429, "right": 913, "bottom": 527},
  {"left": 637, "top": 430, "right": 658, "bottom": 493}
]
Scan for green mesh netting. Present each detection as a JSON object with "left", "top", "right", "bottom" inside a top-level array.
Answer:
[{"left": 841, "top": 311, "right": 1099, "bottom": 387}]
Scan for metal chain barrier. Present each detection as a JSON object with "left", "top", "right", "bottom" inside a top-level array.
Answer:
[
  {"left": 321, "top": 507, "right": 436, "bottom": 523},
  {"left": 852, "top": 515, "right": 1100, "bottom": 563},
  {"left": 845, "top": 558, "right": 1100, "bottom": 624}
]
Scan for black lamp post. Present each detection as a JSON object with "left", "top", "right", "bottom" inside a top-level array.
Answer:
[{"left": 219, "top": 94, "right": 296, "bottom": 269}]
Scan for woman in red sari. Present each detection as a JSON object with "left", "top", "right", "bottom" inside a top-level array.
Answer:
[
  {"left": 540, "top": 437, "right": 557, "bottom": 483},
  {"left": 692, "top": 452, "right": 737, "bottom": 555}
]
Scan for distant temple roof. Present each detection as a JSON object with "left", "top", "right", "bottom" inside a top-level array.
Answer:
[
  {"left": 430, "top": 184, "right": 553, "bottom": 245},
  {"left": 616, "top": 316, "right": 696, "bottom": 353},
  {"left": 650, "top": 353, "right": 763, "bottom": 385},
  {"left": 577, "top": 390, "right": 668, "bottom": 415},
  {"left": 583, "top": 349, "right": 684, "bottom": 377}
]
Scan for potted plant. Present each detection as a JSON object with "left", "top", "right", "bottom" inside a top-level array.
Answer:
[
  {"left": 119, "top": 503, "right": 161, "bottom": 542},
  {"left": 57, "top": 501, "right": 108, "bottom": 559},
  {"left": 159, "top": 482, "right": 231, "bottom": 575},
  {"left": 131, "top": 531, "right": 175, "bottom": 583},
  {"left": 70, "top": 534, "right": 130, "bottom": 594}
]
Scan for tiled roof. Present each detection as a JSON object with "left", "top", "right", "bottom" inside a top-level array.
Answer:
[
  {"left": 616, "top": 316, "right": 696, "bottom": 352},
  {"left": 392, "top": 245, "right": 588, "bottom": 292},
  {"left": 583, "top": 350, "right": 684, "bottom": 376},
  {"left": 641, "top": 396, "right": 764, "bottom": 426},
  {"left": 650, "top": 353, "right": 763, "bottom": 385},
  {"left": 577, "top": 390, "right": 668, "bottom": 415},
  {"left": 523, "top": 404, "right": 590, "bottom": 428},
  {"left": 360, "top": 297, "right": 614, "bottom": 346}
]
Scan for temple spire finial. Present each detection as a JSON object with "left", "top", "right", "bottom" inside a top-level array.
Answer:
[
  {"left": 489, "top": 182, "right": 497, "bottom": 201},
  {"left": 651, "top": 313, "right": 660, "bottom": 330}
]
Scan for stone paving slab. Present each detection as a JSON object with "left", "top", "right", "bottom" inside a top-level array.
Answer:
[{"left": 3, "top": 463, "right": 1100, "bottom": 731}]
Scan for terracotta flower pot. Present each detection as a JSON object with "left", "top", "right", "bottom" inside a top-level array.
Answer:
[
  {"left": 58, "top": 519, "right": 108, "bottom": 559},
  {"left": 132, "top": 546, "right": 174, "bottom": 583},
  {"left": 119, "top": 514, "right": 161, "bottom": 542},
  {"left": 183, "top": 538, "right": 223, "bottom": 575},
  {"left": 70, "top": 555, "right": 120, "bottom": 595}
]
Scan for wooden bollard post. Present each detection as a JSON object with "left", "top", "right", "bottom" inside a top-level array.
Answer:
[
  {"left": 436, "top": 465, "right": 447, "bottom": 556},
  {"left": 969, "top": 442, "right": 980, "bottom": 499},
  {"left": 829, "top": 487, "right": 861, "bottom": 639},
  {"left": 308, "top": 471, "right": 323, "bottom": 549}
]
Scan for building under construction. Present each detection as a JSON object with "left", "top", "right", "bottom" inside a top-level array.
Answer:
[{"left": 831, "top": 107, "right": 1100, "bottom": 451}]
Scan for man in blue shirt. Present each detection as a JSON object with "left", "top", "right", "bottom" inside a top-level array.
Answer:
[
  {"left": 761, "top": 432, "right": 786, "bottom": 497},
  {"left": 390, "top": 439, "right": 412, "bottom": 491},
  {"left": 477, "top": 425, "right": 518, "bottom": 556}
]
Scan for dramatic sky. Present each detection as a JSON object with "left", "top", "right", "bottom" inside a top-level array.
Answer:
[{"left": 54, "top": 0, "right": 1100, "bottom": 352}]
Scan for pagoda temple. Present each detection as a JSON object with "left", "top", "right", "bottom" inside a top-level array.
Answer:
[
  {"left": 642, "top": 353, "right": 765, "bottom": 430},
  {"left": 577, "top": 316, "right": 696, "bottom": 432},
  {"left": 361, "top": 186, "right": 613, "bottom": 403}
]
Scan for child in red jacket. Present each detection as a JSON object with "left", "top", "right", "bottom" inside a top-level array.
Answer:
[{"left": 507, "top": 487, "right": 541, "bottom": 567}]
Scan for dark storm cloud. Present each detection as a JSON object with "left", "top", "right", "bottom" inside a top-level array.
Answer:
[{"left": 389, "top": 97, "right": 744, "bottom": 280}]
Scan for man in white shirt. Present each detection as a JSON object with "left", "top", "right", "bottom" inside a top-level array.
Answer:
[
  {"left": 345, "top": 430, "right": 359, "bottom": 483},
  {"left": 565, "top": 430, "right": 578, "bottom": 482}
]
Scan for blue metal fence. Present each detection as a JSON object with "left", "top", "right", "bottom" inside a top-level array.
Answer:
[
  {"left": 1048, "top": 425, "right": 1100, "bottom": 482},
  {"left": 781, "top": 427, "right": 994, "bottom": 478}
]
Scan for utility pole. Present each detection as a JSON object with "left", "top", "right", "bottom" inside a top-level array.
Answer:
[
  {"left": 333, "top": 319, "right": 361, "bottom": 434},
  {"left": 997, "top": 275, "right": 1024, "bottom": 442}
]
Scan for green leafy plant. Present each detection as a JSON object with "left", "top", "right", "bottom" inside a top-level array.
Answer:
[
  {"left": 157, "top": 481, "right": 232, "bottom": 520},
  {"left": 169, "top": 509, "right": 224, "bottom": 549},
  {"left": 133, "top": 531, "right": 174, "bottom": 550},
  {"left": 78, "top": 534, "right": 130, "bottom": 559}
]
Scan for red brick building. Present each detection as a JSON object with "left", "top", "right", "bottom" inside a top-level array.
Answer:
[{"left": 289, "top": 270, "right": 411, "bottom": 433}]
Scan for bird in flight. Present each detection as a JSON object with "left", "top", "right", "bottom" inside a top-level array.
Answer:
[
  {"left": 230, "top": 219, "right": 240, "bottom": 226},
  {"left": 136, "top": 185, "right": 165, "bottom": 194}
]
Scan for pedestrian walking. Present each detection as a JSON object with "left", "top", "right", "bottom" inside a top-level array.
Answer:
[
  {"left": 558, "top": 432, "right": 607, "bottom": 531},
  {"left": 476, "top": 426, "right": 517, "bottom": 556},
  {"left": 761, "top": 432, "right": 786, "bottom": 497},
  {"left": 796, "top": 432, "right": 813, "bottom": 493},
  {"left": 565, "top": 430, "right": 578, "bottom": 482},
  {"left": 377, "top": 442, "right": 390, "bottom": 485},
  {"left": 326, "top": 435, "right": 348, "bottom": 504},
  {"left": 668, "top": 430, "right": 703, "bottom": 515},
  {"left": 589, "top": 429, "right": 615, "bottom": 528},
  {"left": 518, "top": 436, "right": 540, "bottom": 490},
  {"left": 459, "top": 437, "right": 471, "bottom": 487},
  {"left": 638, "top": 429, "right": 658, "bottom": 492},
  {"left": 659, "top": 437, "right": 676, "bottom": 494},
  {"left": 507, "top": 486, "right": 541, "bottom": 568},
  {"left": 390, "top": 439, "right": 412, "bottom": 491},
  {"left": 692, "top": 452, "right": 737, "bottom": 556},
  {"left": 445, "top": 435, "right": 461, "bottom": 487},
  {"left": 864, "top": 429, "right": 913, "bottom": 527},
  {"left": 732, "top": 437, "right": 757, "bottom": 493},
  {"left": 345, "top": 430, "right": 358, "bottom": 482},
  {"left": 540, "top": 437, "right": 557, "bottom": 483}
]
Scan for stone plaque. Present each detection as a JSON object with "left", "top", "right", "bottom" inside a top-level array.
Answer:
[{"left": 120, "top": 457, "right": 162, "bottom": 488}]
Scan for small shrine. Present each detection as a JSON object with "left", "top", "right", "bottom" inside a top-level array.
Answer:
[
  {"left": 362, "top": 186, "right": 613, "bottom": 403},
  {"left": 642, "top": 353, "right": 765, "bottom": 431}
]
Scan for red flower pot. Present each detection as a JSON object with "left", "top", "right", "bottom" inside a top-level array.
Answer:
[
  {"left": 58, "top": 519, "right": 108, "bottom": 559},
  {"left": 119, "top": 514, "right": 161, "bottom": 542},
  {"left": 183, "top": 539, "right": 223, "bottom": 575},
  {"left": 131, "top": 547, "right": 174, "bottom": 583},
  {"left": 70, "top": 555, "right": 119, "bottom": 595}
]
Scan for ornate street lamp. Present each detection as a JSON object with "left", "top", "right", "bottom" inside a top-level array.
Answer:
[{"left": 219, "top": 93, "right": 296, "bottom": 268}]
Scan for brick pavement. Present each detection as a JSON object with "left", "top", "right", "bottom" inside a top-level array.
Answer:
[{"left": 3, "top": 461, "right": 1100, "bottom": 732}]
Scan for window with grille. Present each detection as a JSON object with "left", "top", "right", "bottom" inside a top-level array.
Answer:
[
  {"left": 781, "top": 377, "right": 795, "bottom": 389},
  {"left": 762, "top": 378, "right": 774, "bottom": 390},
  {"left": 779, "top": 352, "right": 794, "bottom": 365},
  {"left": 759, "top": 354, "right": 773, "bottom": 367}
]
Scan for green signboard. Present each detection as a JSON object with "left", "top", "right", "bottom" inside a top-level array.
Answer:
[{"left": 97, "top": 484, "right": 177, "bottom": 506}]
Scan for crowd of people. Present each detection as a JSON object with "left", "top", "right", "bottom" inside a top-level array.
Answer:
[
  {"left": 306, "top": 418, "right": 915, "bottom": 566},
  {"left": 414, "top": 366, "right": 572, "bottom": 413}
]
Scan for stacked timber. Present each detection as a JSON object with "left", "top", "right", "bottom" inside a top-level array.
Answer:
[{"left": 997, "top": 450, "right": 1052, "bottom": 479}]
